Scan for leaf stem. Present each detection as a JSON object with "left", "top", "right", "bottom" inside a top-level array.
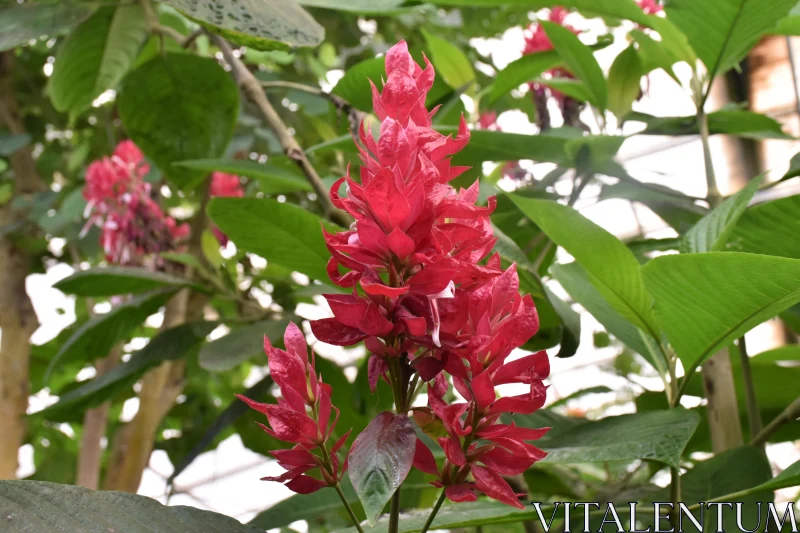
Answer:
[
  {"left": 669, "top": 466, "right": 681, "bottom": 531},
  {"left": 389, "top": 489, "right": 401, "bottom": 533},
  {"left": 697, "top": 107, "right": 721, "bottom": 207},
  {"left": 750, "top": 396, "right": 800, "bottom": 447},
  {"left": 737, "top": 336, "right": 763, "bottom": 443},
  {"left": 334, "top": 482, "right": 366, "bottom": 533},
  {"left": 420, "top": 489, "right": 448, "bottom": 533}
]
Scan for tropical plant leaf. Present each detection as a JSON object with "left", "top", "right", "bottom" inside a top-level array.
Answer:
[
  {"left": 349, "top": 412, "right": 416, "bottom": 525},
  {"left": 174, "top": 159, "right": 312, "bottom": 194},
  {"left": 118, "top": 53, "right": 240, "bottom": 190},
  {"left": 641, "top": 252, "right": 800, "bottom": 371},
  {"left": 599, "top": 181, "right": 706, "bottom": 234},
  {"left": 728, "top": 194, "right": 800, "bottom": 258},
  {"left": 208, "top": 197, "right": 340, "bottom": 282},
  {"left": 541, "top": 21, "right": 607, "bottom": 110},
  {"left": 631, "top": 110, "right": 792, "bottom": 140},
  {"left": 199, "top": 318, "right": 291, "bottom": 372},
  {"left": 0, "top": 1, "right": 92, "bottom": 52},
  {"left": 0, "top": 480, "right": 263, "bottom": 532},
  {"left": 42, "top": 322, "right": 216, "bottom": 421},
  {"left": 681, "top": 176, "right": 762, "bottom": 253},
  {"left": 607, "top": 44, "right": 643, "bottom": 119},
  {"left": 162, "top": 0, "right": 323, "bottom": 50},
  {"left": 421, "top": 28, "right": 475, "bottom": 93},
  {"left": 54, "top": 266, "right": 196, "bottom": 297},
  {"left": 49, "top": 5, "right": 149, "bottom": 115}
]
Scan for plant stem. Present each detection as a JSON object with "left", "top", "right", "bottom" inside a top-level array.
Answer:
[
  {"left": 750, "top": 396, "right": 800, "bottom": 447},
  {"left": 697, "top": 108, "right": 721, "bottom": 207},
  {"left": 420, "top": 489, "right": 448, "bottom": 533},
  {"left": 389, "top": 489, "right": 401, "bottom": 533},
  {"left": 669, "top": 466, "right": 681, "bottom": 531},
  {"left": 737, "top": 336, "right": 763, "bottom": 443},
  {"left": 334, "top": 483, "right": 365, "bottom": 533}
]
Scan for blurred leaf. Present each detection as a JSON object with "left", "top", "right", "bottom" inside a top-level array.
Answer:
[
  {"left": 630, "top": 29, "right": 680, "bottom": 83},
  {"left": 546, "top": 286, "right": 581, "bottom": 358},
  {"left": 0, "top": 480, "right": 264, "bottom": 532},
  {"left": 46, "top": 289, "right": 178, "bottom": 381},
  {"left": 487, "top": 50, "right": 562, "bottom": 104},
  {"left": 599, "top": 181, "right": 705, "bottom": 234},
  {"left": 0, "top": 132, "right": 31, "bottom": 156},
  {"left": 665, "top": 0, "right": 795, "bottom": 80},
  {"left": 452, "top": 129, "right": 570, "bottom": 166},
  {"left": 564, "top": 135, "right": 625, "bottom": 168},
  {"left": 728, "top": 194, "right": 800, "bottom": 258},
  {"left": 163, "top": 0, "right": 323, "bottom": 50},
  {"left": 421, "top": 29, "right": 475, "bottom": 94},
  {"left": 631, "top": 110, "right": 793, "bottom": 140},
  {"left": 298, "top": 0, "right": 404, "bottom": 13},
  {"left": 541, "top": 21, "right": 607, "bottom": 110},
  {"left": 539, "top": 409, "right": 699, "bottom": 467},
  {"left": 208, "top": 197, "right": 339, "bottom": 282},
  {"left": 549, "top": 386, "right": 612, "bottom": 408},
  {"left": 201, "top": 229, "right": 224, "bottom": 269},
  {"left": 199, "top": 318, "right": 290, "bottom": 372},
  {"left": 753, "top": 459, "right": 800, "bottom": 492},
  {"left": 642, "top": 252, "right": 800, "bottom": 371},
  {"left": 118, "top": 53, "right": 239, "bottom": 190},
  {"left": 332, "top": 57, "right": 385, "bottom": 111},
  {"left": 0, "top": 1, "right": 92, "bottom": 52},
  {"left": 49, "top": 5, "right": 149, "bottom": 115},
  {"left": 54, "top": 266, "right": 195, "bottom": 297},
  {"left": 681, "top": 176, "right": 762, "bottom": 253},
  {"left": 175, "top": 159, "right": 312, "bottom": 194},
  {"left": 607, "top": 44, "right": 642, "bottom": 119},
  {"left": 42, "top": 322, "right": 215, "bottom": 421}
]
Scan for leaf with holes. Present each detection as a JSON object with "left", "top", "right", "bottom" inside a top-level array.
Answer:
[
  {"left": 349, "top": 412, "right": 416, "bottom": 525},
  {"left": 118, "top": 53, "right": 239, "bottom": 190},
  {"left": 163, "top": 0, "right": 323, "bottom": 50},
  {"left": 49, "top": 5, "right": 149, "bottom": 115}
]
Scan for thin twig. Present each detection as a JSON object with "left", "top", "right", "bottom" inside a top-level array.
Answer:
[
  {"left": 210, "top": 34, "right": 349, "bottom": 226},
  {"left": 260, "top": 80, "right": 367, "bottom": 135},
  {"left": 334, "top": 483, "right": 366, "bottom": 533},
  {"left": 737, "top": 336, "right": 764, "bottom": 443},
  {"left": 750, "top": 396, "right": 800, "bottom": 447}
]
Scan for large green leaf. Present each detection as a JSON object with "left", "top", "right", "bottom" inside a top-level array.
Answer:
[
  {"left": 54, "top": 266, "right": 195, "bottom": 297},
  {"left": 46, "top": 289, "right": 177, "bottom": 380},
  {"left": 509, "top": 196, "right": 661, "bottom": 344},
  {"left": 487, "top": 50, "right": 562, "bottom": 104},
  {"left": 199, "top": 318, "right": 290, "bottom": 372},
  {"left": 118, "top": 53, "right": 240, "bottom": 190},
  {"left": 552, "top": 262, "right": 661, "bottom": 367},
  {"left": 729, "top": 194, "right": 800, "bottom": 258},
  {"left": 42, "top": 322, "right": 215, "bottom": 421},
  {"left": 0, "top": 480, "right": 263, "bottom": 532},
  {"left": 349, "top": 412, "right": 416, "bottom": 525},
  {"left": 607, "top": 44, "right": 643, "bottom": 119},
  {"left": 208, "top": 197, "right": 337, "bottom": 282},
  {"left": 541, "top": 21, "right": 607, "bottom": 110},
  {"left": 431, "top": 0, "right": 649, "bottom": 25},
  {"left": 0, "top": 1, "right": 92, "bottom": 52},
  {"left": 539, "top": 409, "right": 699, "bottom": 467},
  {"left": 421, "top": 29, "right": 475, "bottom": 93},
  {"left": 162, "top": 0, "right": 323, "bottom": 50},
  {"left": 681, "top": 176, "right": 762, "bottom": 253},
  {"left": 752, "top": 459, "right": 800, "bottom": 493},
  {"left": 599, "top": 181, "right": 705, "bottom": 234},
  {"left": 641, "top": 252, "right": 800, "bottom": 370},
  {"left": 175, "top": 159, "right": 312, "bottom": 194},
  {"left": 453, "top": 129, "right": 570, "bottom": 166},
  {"left": 332, "top": 57, "right": 385, "bottom": 111},
  {"left": 49, "top": 5, "right": 149, "bottom": 115},
  {"left": 665, "top": 0, "right": 796, "bottom": 80},
  {"left": 297, "top": 0, "right": 404, "bottom": 13}
]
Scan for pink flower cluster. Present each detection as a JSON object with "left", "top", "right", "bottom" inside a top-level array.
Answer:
[
  {"left": 83, "top": 141, "right": 188, "bottom": 265},
  {"left": 210, "top": 171, "right": 244, "bottom": 245},
  {"left": 241, "top": 41, "right": 550, "bottom": 508}
]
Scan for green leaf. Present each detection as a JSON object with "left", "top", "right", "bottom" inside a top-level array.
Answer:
[
  {"left": 174, "top": 159, "right": 312, "bottom": 194},
  {"left": 208, "top": 197, "right": 337, "bottom": 282},
  {"left": 535, "top": 77, "right": 592, "bottom": 103},
  {"left": 545, "top": 286, "right": 581, "bottom": 358},
  {"left": 665, "top": 0, "right": 796, "bottom": 80},
  {"left": 0, "top": 1, "right": 92, "bottom": 52},
  {"left": 539, "top": 409, "right": 699, "bottom": 467},
  {"left": 349, "top": 412, "right": 416, "bottom": 525},
  {"left": 632, "top": 110, "right": 793, "bottom": 140},
  {"left": 0, "top": 480, "right": 263, "bottom": 532},
  {"left": 487, "top": 50, "right": 562, "bottom": 104},
  {"left": 49, "top": 5, "right": 149, "bottom": 116},
  {"left": 0, "top": 132, "right": 30, "bottom": 156},
  {"left": 54, "top": 266, "right": 194, "bottom": 297},
  {"left": 630, "top": 29, "right": 680, "bottom": 83},
  {"left": 201, "top": 229, "right": 224, "bottom": 269},
  {"left": 421, "top": 29, "right": 475, "bottom": 93},
  {"left": 452, "top": 129, "right": 570, "bottom": 166},
  {"left": 641, "top": 252, "right": 800, "bottom": 370},
  {"left": 162, "top": 0, "right": 323, "bottom": 50},
  {"left": 728, "top": 194, "right": 800, "bottom": 258},
  {"left": 199, "top": 318, "right": 290, "bottom": 372},
  {"left": 599, "top": 181, "right": 705, "bottom": 233},
  {"left": 541, "top": 20, "right": 607, "bottom": 110},
  {"left": 118, "top": 53, "right": 240, "bottom": 190},
  {"left": 564, "top": 134, "right": 625, "bottom": 168},
  {"left": 332, "top": 57, "right": 385, "bottom": 111},
  {"left": 46, "top": 289, "right": 177, "bottom": 381},
  {"left": 607, "top": 44, "right": 642, "bottom": 119},
  {"left": 752, "top": 459, "right": 800, "bottom": 492},
  {"left": 508, "top": 196, "right": 660, "bottom": 344},
  {"left": 681, "top": 176, "right": 762, "bottom": 253},
  {"left": 781, "top": 151, "right": 800, "bottom": 181},
  {"left": 297, "top": 0, "right": 404, "bottom": 13},
  {"left": 42, "top": 322, "right": 215, "bottom": 421},
  {"left": 552, "top": 262, "right": 662, "bottom": 368}
]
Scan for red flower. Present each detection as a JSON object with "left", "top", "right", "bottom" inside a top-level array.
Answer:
[
  {"left": 209, "top": 171, "right": 244, "bottom": 245},
  {"left": 637, "top": 0, "right": 662, "bottom": 15},
  {"left": 83, "top": 140, "right": 187, "bottom": 265},
  {"left": 238, "top": 323, "right": 350, "bottom": 494}
]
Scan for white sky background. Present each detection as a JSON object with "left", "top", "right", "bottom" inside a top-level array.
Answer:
[{"left": 9, "top": 9, "right": 800, "bottom": 530}]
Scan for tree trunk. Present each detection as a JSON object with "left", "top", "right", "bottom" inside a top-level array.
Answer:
[
  {"left": 0, "top": 52, "right": 45, "bottom": 479},
  {"left": 702, "top": 349, "right": 744, "bottom": 452}
]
